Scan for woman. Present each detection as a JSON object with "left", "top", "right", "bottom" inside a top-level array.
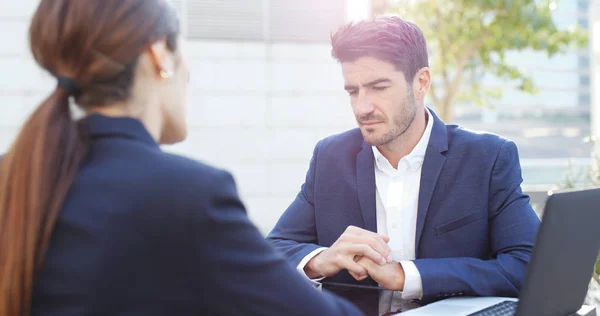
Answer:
[{"left": 0, "top": 0, "right": 362, "bottom": 315}]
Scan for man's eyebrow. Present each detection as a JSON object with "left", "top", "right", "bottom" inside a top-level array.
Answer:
[
  {"left": 344, "top": 78, "right": 392, "bottom": 91},
  {"left": 344, "top": 84, "right": 357, "bottom": 91},
  {"left": 363, "top": 78, "right": 392, "bottom": 87}
]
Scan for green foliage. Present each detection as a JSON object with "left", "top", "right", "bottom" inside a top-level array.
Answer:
[
  {"left": 384, "top": 0, "right": 588, "bottom": 122},
  {"left": 595, "top": 252, "right": 600, "bottom": 279},
  {"left": 561, "top": 140, "right": 600, "bottom": 190}
]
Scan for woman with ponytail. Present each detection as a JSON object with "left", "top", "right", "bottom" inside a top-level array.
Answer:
[{"left": 0, "top": 1, "right": 362, "bottom": 315}]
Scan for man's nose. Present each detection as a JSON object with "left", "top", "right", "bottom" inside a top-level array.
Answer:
[{"left": 353, "top": 95, "right": 376, "bottom": 118}]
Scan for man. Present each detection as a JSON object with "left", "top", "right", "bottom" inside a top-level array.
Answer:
[{"left": 266, "top": 15, "right": 540, "bottom": 312}]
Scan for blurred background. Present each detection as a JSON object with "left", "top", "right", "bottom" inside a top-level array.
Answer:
[{"left": 0, "top": 0, "right": 598, "bottom": 235}]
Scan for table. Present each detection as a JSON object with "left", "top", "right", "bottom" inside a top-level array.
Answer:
[
  {"left": 400, "top": 297, "right": 596, "bottom": 316},
  {"left": 321, "top": 283, "right": 597, "bottom": 315}
]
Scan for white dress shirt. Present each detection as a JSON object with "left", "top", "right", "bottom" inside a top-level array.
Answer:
[
  {"left": 373, "top": 108, "right": 433, "bottom": 312},
  {"left": 297, "top": 109, "right": 434, "bottom": 312}
]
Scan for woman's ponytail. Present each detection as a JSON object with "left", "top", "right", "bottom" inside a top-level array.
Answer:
[{"left": 0, "top": 85, "right": 85, "bottom": 316}]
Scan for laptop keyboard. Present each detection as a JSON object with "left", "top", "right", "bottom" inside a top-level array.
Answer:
[{"left": 468, "top": 300, "right": 518, "bottom": 316}]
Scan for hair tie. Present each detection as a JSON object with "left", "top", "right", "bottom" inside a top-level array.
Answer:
[{"left": 56, "top": 76, "right": 80, "bottom": 96}]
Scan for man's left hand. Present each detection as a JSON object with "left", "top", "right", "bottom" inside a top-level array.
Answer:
[{"left": 352, "top": 256, "right": 406, "bottom": 291}]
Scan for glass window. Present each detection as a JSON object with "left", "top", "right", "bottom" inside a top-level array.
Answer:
[
  {"left": 580, "top": 74, "right": 590, "bottom": 86},
  {"left": 578, "top": 0, "right": 589, "bottom": 11},
  {"left": 185, "top": 0, "right": 265, "bottom": 41},
  {"left": 579, "top": 93, "right": 591, "bottom": 106},
  {"left": 269, "top": 0, "right": 346, "bottom": 42},
  {"left": 579, "top": 55, "right": 590, "bottom": 68}
]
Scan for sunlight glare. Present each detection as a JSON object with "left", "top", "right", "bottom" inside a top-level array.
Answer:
[{"left": 347, "top": 0, "right": 371, "bottom": 21}]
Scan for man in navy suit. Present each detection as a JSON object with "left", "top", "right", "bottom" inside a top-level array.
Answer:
[{"left": 266, "top": 15, "right": 540, "bottom": 311}]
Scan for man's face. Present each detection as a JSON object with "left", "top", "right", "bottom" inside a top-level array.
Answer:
[{"left": 341, "top": 56, "right": 417, "bottom": 147}]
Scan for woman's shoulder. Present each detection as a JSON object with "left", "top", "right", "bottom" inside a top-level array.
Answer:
[
  {"left": 146, "top": 150, "right": 238, "bottom": 202},
  {"left": 156, "top": 150, "right": 230, "bottom": 180},
  {"left": 133, "top": 151, "right": 243, "bottom": 229},
  {"left": 81, "top": 146, "right": 238, "bottom": 208}
]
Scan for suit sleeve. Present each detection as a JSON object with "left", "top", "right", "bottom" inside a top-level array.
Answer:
[
  {"left": 413, "top": 140, "right": 541, "bottom": 303},
  {"left": 181, "top": 168, "right": 362, "bottom": 315},
  {"left": 266, "top": 142, "right": 324, "bottom": 267}
]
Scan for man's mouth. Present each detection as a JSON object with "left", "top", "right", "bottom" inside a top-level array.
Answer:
[{"left": 360, "top": 121, "right": 383, "bottom": 126}]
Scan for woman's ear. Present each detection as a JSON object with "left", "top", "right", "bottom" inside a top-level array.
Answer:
[{"left": 147, "top": 38, "right": 175, "bottom": 79}]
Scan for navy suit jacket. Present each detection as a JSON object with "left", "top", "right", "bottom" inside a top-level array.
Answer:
[
  {"left": 267, "top": 109, "right": 541, "bottom": 304},
  {"left": 27, "top": 114, "right": 362, "bottom": 315}
]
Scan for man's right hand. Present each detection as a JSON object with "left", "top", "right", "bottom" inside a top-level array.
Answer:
[{"left": 304, "top": 225, "right": 393, "bottom": 280}]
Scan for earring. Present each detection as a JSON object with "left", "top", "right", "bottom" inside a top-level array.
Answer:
[{"left": 160, "top": 69, "right": 173, "bottom": 79}]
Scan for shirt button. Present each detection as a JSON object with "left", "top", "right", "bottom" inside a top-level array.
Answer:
[{"left": 391, "top": 223, "right": 397, "bottom": 229}]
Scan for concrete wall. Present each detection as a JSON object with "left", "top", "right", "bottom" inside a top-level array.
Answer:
[
  {"left": 0, "top": 0, "right": 56, "bottom": 153},
  {"left": 0, "top": 1, "right": 357, "bottom": 235},
  {"left": 164, "top": 42, "right": 357, "bottom": 234}
]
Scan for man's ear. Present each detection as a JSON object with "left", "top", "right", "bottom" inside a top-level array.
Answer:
[{"left": 413, "top": 67, "right": 431, "bottom": 101}]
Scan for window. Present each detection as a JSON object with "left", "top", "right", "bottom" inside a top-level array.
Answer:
[
  {"left": 579, "top": 55, "right": 590, "bottom": 68},
  {"left": 268, "top": 0, "right": 346, "bottom": 42},
  {"left": 579, "top": 74, "right": 590, "bottom": 86},
  {"left": 185, "top": 0, "right": 265, "bottom": 41},
  {"left": 578, "top": 18, "right": 589, "bottom": 29},
  {"left": 577, "top": 0, "right": 589, "bottom": 11},
  {"left": 579, "top": 93, "right": 591, "bottom": 106},
  {"left": 174, "top": 0, "right": 348, "bottom": 42}
]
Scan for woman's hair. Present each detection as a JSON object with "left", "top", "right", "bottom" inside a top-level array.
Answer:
[{"left": 0, "top": 0, "right": 179, "bottom": 314}]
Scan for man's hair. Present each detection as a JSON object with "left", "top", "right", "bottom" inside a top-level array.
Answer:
[{"left": 331, "top": 15, "right": 429, "bottom": 83}]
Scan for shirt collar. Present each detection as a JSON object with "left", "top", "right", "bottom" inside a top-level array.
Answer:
[{"left": 372, "top": 107, "right": 434, "bottom": 172}]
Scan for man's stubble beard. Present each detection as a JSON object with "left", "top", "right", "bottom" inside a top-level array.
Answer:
[{"left": 366, "top": 90, "right": 417, "bottom": 147}]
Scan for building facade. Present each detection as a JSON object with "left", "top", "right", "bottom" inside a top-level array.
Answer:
[{"left": 0, "top": 0, "right": 596, "bottom": 232}]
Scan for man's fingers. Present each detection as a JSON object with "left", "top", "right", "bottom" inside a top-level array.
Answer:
[
  {"left": 341, "top": 234, "right": 392, "bottom": 262},
  {"left": 349, "top": 270, "right": 367, "bottom": 281},
  {"left": 345, "top": 226, "right": 388, "bottom": 242},
  {"left": 346, "top": 244, "right": 386, "bottom": 265},
  {"left": 341, "top": 228, "right": 392, "bottom": 262},
  {"left": 381, "top": 234, "right": 390, "bottom": 243},
  {"left": 344, "top": 225, "right": 360, "bottom": 234},
  {"left": 342, "top": 258, "right": 367, "bottom": 278},
  {"left": 349, "top": 272, "right": 368, "bottom": 281},
  {"left": 362, "top": 235, "right": 392, "bottom": 262}
]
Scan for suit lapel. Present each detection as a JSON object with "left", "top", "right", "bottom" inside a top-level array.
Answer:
[
  {"left": 356, "top": 144, "right": 377, "bottom": 233},
  {"left": 415, "top": 109, "right": 448, "bottom": 257}
]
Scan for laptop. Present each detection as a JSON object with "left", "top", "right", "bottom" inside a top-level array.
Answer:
[{"left": 402, "top": 187, "right": 600, "bottom": 316}]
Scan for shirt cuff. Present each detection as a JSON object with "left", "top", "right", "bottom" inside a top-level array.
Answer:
[
  {"left": 297, "top": 247, "right": 328, "bottom": 283},
  {"left": 399, "top": 260, "right": 423, "bottom": 300}
]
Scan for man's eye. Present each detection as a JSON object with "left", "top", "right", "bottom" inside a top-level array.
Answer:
[
  {"left": 373, "top": 86, "right": 388, "bottom": 91},
  {"left": 347, "top": 90, "right": 358, "bottom": 96}
]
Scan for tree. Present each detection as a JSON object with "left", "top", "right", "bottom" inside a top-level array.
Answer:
[{"left": 380, "top": 0, "right": 588, "bottom": 122}]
